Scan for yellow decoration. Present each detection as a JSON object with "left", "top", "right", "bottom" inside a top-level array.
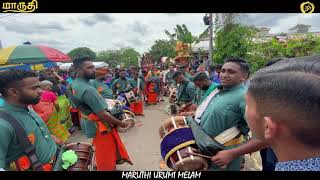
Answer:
[{"left": 31, "top": 64, "right": 44, "bottom": 70}]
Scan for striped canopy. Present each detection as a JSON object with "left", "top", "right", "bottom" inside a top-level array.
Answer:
[{"left": 0, "top": 44, "right": 71, "bottom": 65}]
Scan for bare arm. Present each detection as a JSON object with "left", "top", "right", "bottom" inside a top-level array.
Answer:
[
  {"left": 53, "top": 72, "right": 65, "bottom": 83},
  {"left": 229, "top": 138, "right": 267, "bottom": 157},
  {"left": 96, "top": 111, "right": 125, "bottom": 127},
  {"left": 211, "top": 138, "right": 267, "bottom": 168},
  {"left": 82, "top": 90, "right": 126, "bottom": 128}
]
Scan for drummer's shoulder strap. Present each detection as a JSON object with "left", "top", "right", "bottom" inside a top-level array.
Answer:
[
  {"left": 137, "top": 78, "right": 141, "bottom": 91},
  {"left": 0, "top": 110, "right": 43, "bottom": 171}
]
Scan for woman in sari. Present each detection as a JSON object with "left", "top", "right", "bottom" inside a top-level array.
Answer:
[{"left": 32, "top": 80, "right": 71, "bottom": 143}]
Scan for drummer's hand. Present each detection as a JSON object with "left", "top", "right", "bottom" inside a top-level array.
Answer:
[
  {"left": 211, "top": 150, "right": 237, "bottom": 169},
  {"left": 119, "top": 121, "right": 128, "bottom": 128}
]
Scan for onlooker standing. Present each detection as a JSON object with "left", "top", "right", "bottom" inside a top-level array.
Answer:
[{"left": 245, "top": 57, "right": 320, "bottom": 171}]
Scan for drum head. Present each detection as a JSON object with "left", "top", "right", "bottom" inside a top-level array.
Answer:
[
  {"left": 159, "top": 116, "right": 187, "bottom": 138},
  {"left": 105, "top": 99, "right": 117, "bottom": 110},
  {"left": 116, "top": 111, "right": 135, "bottom": 133},
  {"left": 168, "top": 146, "right": 208, "bottom": 171},
  {"left": 174, "top": 156, "right": 208, "bottom": 171}
]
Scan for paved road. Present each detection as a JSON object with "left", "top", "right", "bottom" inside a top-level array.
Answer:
[{"left": 68, "top": 99, "right": 261, "bottom": 171}]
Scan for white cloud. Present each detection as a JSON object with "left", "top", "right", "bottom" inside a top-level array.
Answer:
[{"left": 0, "top": 13, "right": 319, "bottom": 54}]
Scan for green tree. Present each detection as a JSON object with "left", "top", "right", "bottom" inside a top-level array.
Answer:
[
  {"left": 285, "top": 33, "right": 320, "bottom": 57},
  {"left": 148, "top": 39, "right": 175, "bottom": 63},
  {"left": 97, "top": 47, "right": 140, "bottom": 68},
  {"left": 213, "top": 24, "right": 257, "bottom": 64},
  {"left": 96, "top": 49, "right": 121, "bottom": 68},
  {"left": 68, "top": 47, "right": 96, "bottom": 60},
  {"left": 247, "top": 33, "right": 320, "bottom": 73},
  {"left": 253, "top": 38, "right": 287, "bottom": 60},
  {"left": 120, "top": 47, "right": 140, "bottom": 67}
]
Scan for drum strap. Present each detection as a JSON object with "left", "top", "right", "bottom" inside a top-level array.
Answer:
[
  {"left": 137, "top": 79, "right": 140, "bottom": 93},
  {"left": 0, "top": 110, "right": 44, "bottom": 171}
]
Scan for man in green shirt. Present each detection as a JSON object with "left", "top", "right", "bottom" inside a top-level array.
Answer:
[
  {"left": 194, "top": 87, "right": 204, "bottom": 106},
  {"left": 165, "top": 65, "right": 175, "bottom": 85},
  {"left": 0, "top": 70, "right": 57, "bottom": 171},
  {"left": 70, "top": 57, "right": 132, "bottom": 171},
  {"left": 90, "top": 67, "right": 114, "bottom": 99},
  {"left": 192, "top": 58, "right": 265, "bottom": 171},
  {"left": 112, "top": 68, "right": 133, "bottom": 95},
  {"left": 131, "top": 66, "right": 145, "bottom": 83},
  {"left": 179, "top": 72, "right": 219, "bottom": 116},
  {"left": 177, "top": 64, "right": 193, "bottom": 81},
  {"left": 193, "top": 72, "right": 220, "bottom": 104},
  {"left": 130, "top": 71, "right": 145, "bottom": 98},
  {"left": 172, "top": 70, "right": 197, "bottom": 114},
  {"left": 129, "top": 70, "right": 145, "bottom": 115}
]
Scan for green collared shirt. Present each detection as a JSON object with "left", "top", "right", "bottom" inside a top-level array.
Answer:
[
  {"left": 199, "top": 83, "right": 249, "bottom": 171},
  {"left": 199, "top": 83, "right": 220, "bottom": 104},
  {"left": 0, "top": 98, "right": 5, "bottom": 107},
  {"left": 90, "top": 79, "right": 114, "bottom": 99},
  {"left": 194, "top": 87, "right": 204, "bottom": 105},
  {"left": 165, "top": 71, "right": 175, "bottom": 84},
  {"left": 111, "top": 78, "right": 133, "bottom": 94},
  {"left": 177, "top": 80, "right": 196, "bottom": 104},
  {"left": 0, "top": 103, "right": 57, "bottom": 169},
  {"left": 184, "top": 72, "right": 193, "bottom": 81},
  {"left": 71, "top": 77, "right": 108, "bottom": 138},
  {"left": 130, "top": 78, "right": 145, "bottom": 98}
]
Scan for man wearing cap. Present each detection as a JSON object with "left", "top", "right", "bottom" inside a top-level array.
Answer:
[{"left": 172, "top": 70, "right": 197, "bottom": 114}]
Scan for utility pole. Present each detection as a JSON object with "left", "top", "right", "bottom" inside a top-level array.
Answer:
[
  {"left": 0, "top": 40, "right": 2, "bottom": 49},
  {"left": 209, "top": 13, "right": 213, "bottom": 66}
]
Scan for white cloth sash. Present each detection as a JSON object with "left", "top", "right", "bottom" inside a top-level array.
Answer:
[{"left": 194, "top": 88, "right": 220, "bottom": 123}]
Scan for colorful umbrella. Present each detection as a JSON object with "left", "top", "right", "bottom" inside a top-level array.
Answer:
[
  {"left": 0, "top": 62, "right": 58, "bottom": 72},
  {"left": 0, "top": 44, "right": 71, "bottom": 65}
]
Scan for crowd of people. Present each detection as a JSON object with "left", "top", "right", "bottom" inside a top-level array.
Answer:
[{"left": 0, "top": 54, "right": 319, "bottom": 171}]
